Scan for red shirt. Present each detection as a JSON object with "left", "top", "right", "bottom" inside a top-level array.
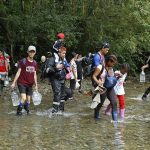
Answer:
[
  {"left": 17, "top": 58, "right": 37, "bottom": 87},
  {"left": 0, "top": 55, "right": 7, "bottom": 72}
]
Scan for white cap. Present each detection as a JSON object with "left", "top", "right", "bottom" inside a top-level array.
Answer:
[{"left": 28, "top": 45, "right": 36, "bottom": 52}]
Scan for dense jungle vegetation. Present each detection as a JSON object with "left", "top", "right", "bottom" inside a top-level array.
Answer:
[{"left": 0, "top": 0, "right": 150, "bottom": 74}]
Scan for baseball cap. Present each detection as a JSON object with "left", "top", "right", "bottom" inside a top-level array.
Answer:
[
  {"left": 28, "top": 46, "right": 36, "bottom": 52},
  {"left": 101, "top": 42, "right": 110, "bottom": 49},
  {"left": 57, "top": 33, "right": 65, "bottom": 39}
]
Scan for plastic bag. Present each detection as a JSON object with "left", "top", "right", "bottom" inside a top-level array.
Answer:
[
  {"left": 11, "top": 90, "right": 20, "bottom": 106},
  {"left": 90, "top": 93, "right": 100, "bottom": 109},
  {"left": 75, "top": 81, "right": 80, "bottom": 89},
  {"left": 32, "top": 91, "right": 42, "bottom": 105}
]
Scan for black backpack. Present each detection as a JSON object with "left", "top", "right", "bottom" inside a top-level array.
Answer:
[{"left": 40, "top": 57, "right": 55, "bottom": 80}]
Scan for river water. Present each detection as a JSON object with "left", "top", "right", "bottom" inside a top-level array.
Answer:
[{"left": 0, "top": 79, "right": 150, "bottom": 150}]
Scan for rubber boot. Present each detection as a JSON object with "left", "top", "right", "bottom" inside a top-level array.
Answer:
[
  {"left": 16, "top": 105, "right": 23, "bottom": 115},
  {"left": 24, "top": 102, "right": 30, "bottom": 115},
  {"left": 112, "top": 110, "right": 118, "bottom": 121},
  {"left": 105, "top": 104, "right": 112, "bottom": 116},
  {"left": 142, "top": 94, "right": 147, "bottom": 101},
  {"left": 120, "top": 108, "right": 125, "bottom": 119},
  {"left": 52, "top": 104, "right": 59, "bottom": 114},
  {"left": 59, "top": 102, "right": 64, "bottom": 112},
  {"left": 94, "top": 106, "right": 100, "bottom": 119},
  {"left": 142, "top": 87, "right": 150, "bottom": 101}
]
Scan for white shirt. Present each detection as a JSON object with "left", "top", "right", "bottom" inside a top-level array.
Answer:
[
  {"left": 114, "top": 71, "right": 127, "bottom": 95},
  {"left": 70, "top": 59, "right": 77, "bottom": 79}
]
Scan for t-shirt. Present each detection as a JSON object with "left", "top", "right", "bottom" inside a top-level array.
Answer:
[
  {"left": 92, "top": 53, "right": 105, "bottom": 68},
  {"left": 114, "top": 71, "right": 127, "bottom": 95},
  {"left": 17, "top": 58, "right": 37, "bottom": 87},
  {"left": 0, "top": 55, "right": 7, "bottom": 73},
  {"left": 70, "top": 59, "right": 77, "bottom": 79}
]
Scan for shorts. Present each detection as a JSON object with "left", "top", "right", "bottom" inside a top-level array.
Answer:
[{"left": 18, "top": 84, "right": 33, "bottom": 96}]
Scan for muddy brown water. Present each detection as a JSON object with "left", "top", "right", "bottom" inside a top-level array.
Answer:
[{"left": 0, "top": 79, "right": 150, "bottom": 150}]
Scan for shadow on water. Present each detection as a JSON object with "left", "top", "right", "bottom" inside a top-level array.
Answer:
[{"left": 0, "top": 80, "right": 150, "bottom": 150}]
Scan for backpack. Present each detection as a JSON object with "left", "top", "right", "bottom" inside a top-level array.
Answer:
[
  {"left": 87, "top": 53, "right": 103, "bottom": 77},
  {"left": 40, "top": 57, "right": 55, "bottom": 80},
  {"left": 22, "top": 58, "right": 37, "bottom": 66}
]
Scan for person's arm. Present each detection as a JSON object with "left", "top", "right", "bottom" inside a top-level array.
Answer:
[
  {"left": 53, "top": 41, "right": 61, "bottom": 52},
  {"left": 92, "top": 67, "right": 103, "bottom": 86},
  {"left": 141, "top": 64, "right": 149, "bottom": 70},
  {"left": 76, "top": 57, "right": 85, "bottom": 62},
  {"left": 11, "top": 68, "right": 21, "bottom": 88}
]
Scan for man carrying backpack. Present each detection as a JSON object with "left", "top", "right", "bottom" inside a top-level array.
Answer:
[
  {"left": 11, "top": 46, "right": 38, "bottom": 115},
  {"left": 91, "top": 42, "right": 110, "bottom": 86},
  {"left": 92, "top": 42, "right": 110, "bottom": 69}
]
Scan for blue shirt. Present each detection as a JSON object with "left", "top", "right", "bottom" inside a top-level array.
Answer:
[{"left": 92, "top": 53, "right": 104, "bottom": 68}]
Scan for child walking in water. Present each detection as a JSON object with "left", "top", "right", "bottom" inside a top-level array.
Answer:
[{"left": 105, "top": 63, "right": 130, "bottom": 119}]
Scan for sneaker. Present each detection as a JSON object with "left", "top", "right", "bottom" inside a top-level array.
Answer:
[{"left": 142, "top": 95, "right": 147, "bottom": 101}]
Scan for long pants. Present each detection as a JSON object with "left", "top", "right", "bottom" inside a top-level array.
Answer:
[
  {"left": 117, "top": 95, "right": 125, "bottom": 109},
  {"left": 70, "top": 79, "right": 76, "bottom": 90},
  {"left": 50, "top": 79, "right": 65, "bottom": 111},
  {"left": 95, "top": 88, "right": 118, "bottom": 121}
]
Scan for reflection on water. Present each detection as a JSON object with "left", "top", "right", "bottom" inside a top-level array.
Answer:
[
  {"left": 0, "top": 81, "right": 150, "bottom": 150},
  {"left": 113, "top": 124, "right": 125, "bottom": 150}
]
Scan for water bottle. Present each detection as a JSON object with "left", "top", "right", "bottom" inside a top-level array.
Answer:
[
  {"left": 140, "top": 70, "right": 145, "bottom": 82},
  {"left": 32, "top": 91, "right": 42, "bottom": 105},
  {"left": 4, "top": 76, "right": 9, "bottom": 87},
  {"left": 11, "top": 90, "right": 20, "bottom": 106}
]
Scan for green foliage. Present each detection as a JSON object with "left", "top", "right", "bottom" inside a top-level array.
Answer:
[{"left": 0, "top": 0, "right": 150, "bottom": 75}]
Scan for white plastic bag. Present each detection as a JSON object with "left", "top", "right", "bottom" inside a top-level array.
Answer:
[
  {"left": 32, "top": 91, "right": 42, "bottom": 105},
  {"left": 90, "top": 93, "right": 101, "bottom": 109},
  {"left": 75, "top": 81, "right": 80, "bottom": 89},
  {"left": 11, "top": 90, "right": 20, "bottom": 106}
]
